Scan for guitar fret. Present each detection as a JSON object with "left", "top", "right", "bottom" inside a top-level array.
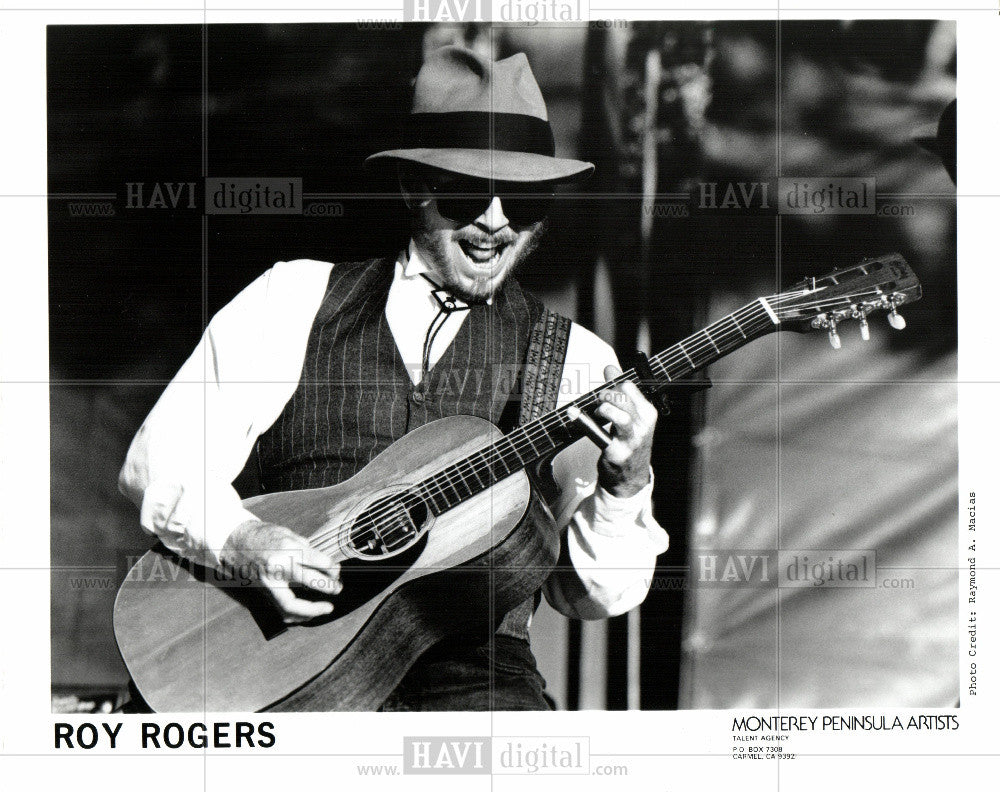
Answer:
[
  {"left": 729, "top": 314, "right": 747, "bottom": 339},
  {"left": 420, "top": 479, "right": 448, "bottom": 514},
  {"left": 703, "top": 329, "right": 721, "bottom": 353},
  {"left": 428, "top": 477, "right": 448, "bottom": 505},
  {"left": 519, "top": 429, "right": 541, "bottom": 457},
  {"left": 758, "top": 296, "right": 779, "bottom": 325},
  {"left": 452, "top": 468, "right": 475, "bottom": 499},
  {"left": 490, "top": 447, "right": 511, "bottom": 479},
  {"left": 436, "top": 469, "right": 464, "bottom": 506},
  {"left": 529, "top": 423, "right": 557, "bottom": 455},
  {"left": 425, "top": 475, "right": 449, "bottom": 508},
  {"left": 511, "top": 426, "right": 536, "bottom": 456},
  {"left": 466, "top": 455, "right": 488, "bottom": 490},
  {"left": 646, "top": 357, "right": 672, "bottom": 381},
  {"left": 506, "top": 442, "right": 527, "bottom": 468},
  {"left": 551, "top": 412, "right": 569, "bottom": 435},
  {"left": 537, "top": 421, "right": 556, "bottom": 447},
  {"left": 677, "top": 341, "right": 695, "bottom": 367}
]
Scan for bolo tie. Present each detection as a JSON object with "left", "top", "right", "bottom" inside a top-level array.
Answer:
[{"left": 416, "top": 274, "right": 472, "bottom": 394}]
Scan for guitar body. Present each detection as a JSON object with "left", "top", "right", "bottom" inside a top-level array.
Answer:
[{"left": 113, "top": 415, "right": 561, "bottom": 712}]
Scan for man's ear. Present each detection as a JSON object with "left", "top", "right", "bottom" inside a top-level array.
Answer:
[{"left": 397, "top": 164, "right": 431, "bottom": 211}]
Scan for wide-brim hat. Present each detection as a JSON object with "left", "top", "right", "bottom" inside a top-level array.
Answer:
[{"left": 365, "top": 46, "right": 594, "bottom": 184}]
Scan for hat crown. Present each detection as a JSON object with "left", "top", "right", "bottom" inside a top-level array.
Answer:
[{"left": 412, "top": 46, "right": 548, "bottom": 121}]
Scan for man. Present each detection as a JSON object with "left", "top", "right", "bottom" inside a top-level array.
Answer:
[{"left": 119, "top": 45, "right": 669, "bottom": 711}]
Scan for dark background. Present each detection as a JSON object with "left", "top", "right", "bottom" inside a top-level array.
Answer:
[{"left": 48, "top": 21, "right": 956, "bottom": 711}]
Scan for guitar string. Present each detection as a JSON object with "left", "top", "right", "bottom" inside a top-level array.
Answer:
[
  {"left": 308, "top": 296, "right": 887, "bottom": 558},
  {"left": 306, "top": 289, "right": 878, "bottom": 556},
  {"left": 368, "top": 283, "right": 902, "bottom": 508},
  {"left": 339, "top": 286, "right": 870, "bottom": 511},
  {"left": 308, "top": 300, "right": 780, "bottom": 553},
  {"left": 307, "top": 288, "right": 897, "bottom": 555},
  {"left": 310, "top": 341, "right": 742, "bottom": 557},
  {"left": 309, "top": 286, "right": 898, "bottom": 556},
  {"left": 306, "top": 299, "right": 782, "bottom": 554}
]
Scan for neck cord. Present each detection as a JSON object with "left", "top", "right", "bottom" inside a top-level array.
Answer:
[{"left": 417, "top": 274, "right": 470, "bottom": 389}]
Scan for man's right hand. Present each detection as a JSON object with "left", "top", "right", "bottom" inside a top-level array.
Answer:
[{"left": 220, "top": 519, "right": 342, "bottom": 624}]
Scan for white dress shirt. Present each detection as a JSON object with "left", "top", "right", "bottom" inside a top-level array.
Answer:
[{"left": 118, "top": 248, "right": 670, "bottom": 621}]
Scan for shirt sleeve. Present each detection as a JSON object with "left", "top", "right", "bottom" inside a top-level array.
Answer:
[
  {"left": 117, "top": 260, "right": 332, "bottom": 568},
  {"left": 541, "top": 324, "right": 670, "bottom": 620}
]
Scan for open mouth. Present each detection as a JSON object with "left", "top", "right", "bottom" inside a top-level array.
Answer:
[{"left": 459, "top": 240, "right": 508, "bottom": 266}]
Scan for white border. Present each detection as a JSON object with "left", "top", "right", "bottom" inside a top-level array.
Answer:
[{"left": 2, "top": 3, "right": 998, "bottom": 790}]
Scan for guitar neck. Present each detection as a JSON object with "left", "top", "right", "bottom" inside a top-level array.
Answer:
[{"left": 412, "top": 297, "right": 780, "bottom": 516}]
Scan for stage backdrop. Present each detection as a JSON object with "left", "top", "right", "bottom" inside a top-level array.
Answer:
[{"left": 681, "top": 328, "right": 958, "bottom": 707}]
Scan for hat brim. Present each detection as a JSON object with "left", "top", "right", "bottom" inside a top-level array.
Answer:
[{"left": 365, "top": 148, "right": 594, "bottom": 184}]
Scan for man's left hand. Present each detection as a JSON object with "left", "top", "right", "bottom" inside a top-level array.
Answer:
[{"left": 594, "top": 365, "right": 658, "bottom": 499}]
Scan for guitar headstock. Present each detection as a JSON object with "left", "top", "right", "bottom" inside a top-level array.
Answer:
[{"left": 769, "top": 253, "right": 921, "bottom": 348}]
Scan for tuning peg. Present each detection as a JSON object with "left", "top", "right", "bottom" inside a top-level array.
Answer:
[
  {"left": 850, "top": 305, "right": 871, "bottom": 341},
  {"left": 887, "top": 308, "right": 906, "bottom": 330},
  {"left": 827, "top": 319, "right": 841, "bottom": 349}
]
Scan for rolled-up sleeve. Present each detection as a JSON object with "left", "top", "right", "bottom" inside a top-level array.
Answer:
[
  {"left": 118, "top": 284, "right": 268, "bottom": 567},
  {"left": 118, "top": 260, "right": 332, "bottom": 568}
]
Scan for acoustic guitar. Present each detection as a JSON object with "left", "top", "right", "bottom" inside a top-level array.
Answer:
[{"left": 114, "top": 253, "right": 921, "bottom": 711}]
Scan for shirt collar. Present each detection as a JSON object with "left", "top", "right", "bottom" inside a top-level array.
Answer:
[{"left": 400, "top": 240, "right": 431, "bottom": 280}]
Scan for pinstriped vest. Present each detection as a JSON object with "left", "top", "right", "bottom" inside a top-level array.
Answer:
[{"left": 255, "top": 256, "right": 549, "bottom": 640}]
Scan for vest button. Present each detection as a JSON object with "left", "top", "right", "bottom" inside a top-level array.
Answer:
[{"left": 411, "top": 388, "right": 425, "bottom": 405}]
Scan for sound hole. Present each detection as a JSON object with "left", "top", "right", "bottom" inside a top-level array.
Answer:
[{"left": 346, "top": 494, "right": 430, "bottom": 558}]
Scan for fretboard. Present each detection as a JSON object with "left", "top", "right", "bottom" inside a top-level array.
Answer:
[{"left": 414, "top": 297, "right": 779, "bottom": 515}]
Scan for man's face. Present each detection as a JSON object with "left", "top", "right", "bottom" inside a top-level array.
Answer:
[{"left": 407, "top": 169, "right": 551, "bottom": 302}]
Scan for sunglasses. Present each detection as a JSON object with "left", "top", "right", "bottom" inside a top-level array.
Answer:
[{"left": 424, "top": 176, "right": 554, "bottom": 227}]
